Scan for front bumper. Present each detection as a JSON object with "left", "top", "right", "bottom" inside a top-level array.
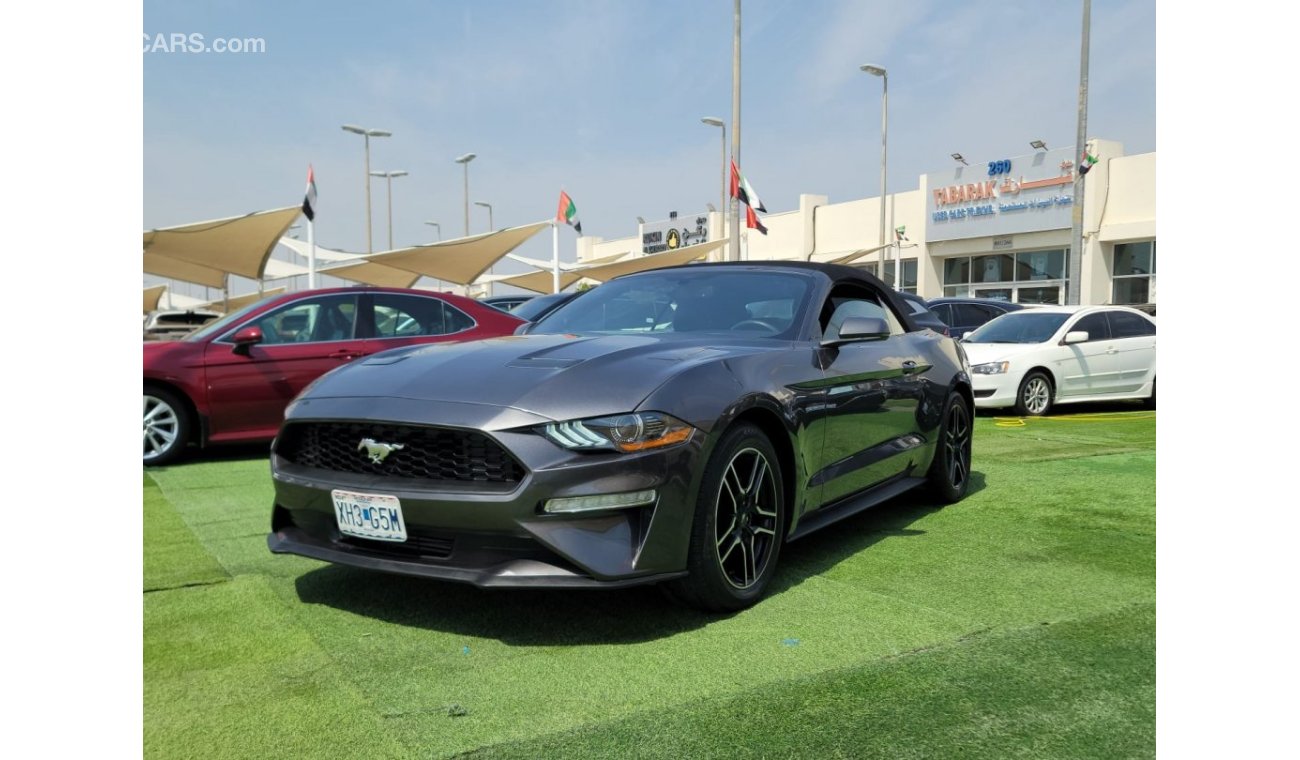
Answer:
[
  {"left": 971, "top": 372, "right": 1019, "bottom": 409},
  {"left": 268, "top": 397, "right": 704, "bottom": 588}
]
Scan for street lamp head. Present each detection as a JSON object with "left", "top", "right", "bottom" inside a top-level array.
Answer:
[
  {"left": 341, "top": 124, "right": 365, "bottom": 134},
  {"left": 860, "top": 63, "right": 887, "bottom": 77},
  {"left": 368, "top": 129, "right": 392, "bottom": 137},
  {"left": 636, "top": 216, "right": 646, "bottom": 224},
  {"left": 474, "top": 201, "right": 492, "bottom": 209},
  {"left": 1030, "top": 140, "right": 1048, "bottom": 151},
  {"left": 701, "top": 117, "right": 725, "bottom": 128},
  {"left": 951, "top": 153, "right": 968, "bottom": 165},
  {"left": 424, "top": 221, "right": 440, "bottom": 227},
  {"left": 390, "top": 170, "right": 408, "bottom": 177},
  {"left": 455, "top": 153, "right": 477, "bottom": 164},
  {"left": 369, "top": 170, "right": 408, "bottom": 178}
]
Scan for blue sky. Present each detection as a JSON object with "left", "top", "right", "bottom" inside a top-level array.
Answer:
[{"left": 144, "top": 0, "right": 1155, "bottom": 288}]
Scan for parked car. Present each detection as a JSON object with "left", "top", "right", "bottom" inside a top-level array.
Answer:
[
  {"left": 143, "top": 309, "right": 222, "bottom": 341},
  {"left": 508, "top": 290, "right": 584, "bottom": 323},
  {"left": 481, "top": 294, "right": 534, "bottom": 312},
  {"left": 926, "top": 297, "right": 1029, "bottom": 340},
  {"left": 143, "top": 287, "right": 525, "bottom": 466},
  {"left": 962, "top": 305, "right": 1156, "bottom": 416},
  {"left": 896, "top": 291, "right": 951, "bottom": 336},
  {"left": 266, "top": 262, "right": 974, "bottom": 611}
]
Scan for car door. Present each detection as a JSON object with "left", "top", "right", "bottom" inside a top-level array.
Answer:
[
  {"left": 361, "top": 292, "right": 480, "bottom": 354},
  {"left": 1055, "top": 311, "right": 1119, "bottom": 397},
  {"left": 1104, "top": 310, "right": 1157, "bottom": 394},
  {"left": 807, "top": 287, "right": 923, "bottom": 507},
  {"left": 203, "top": 293, "right": 363, "bottom": 441}
]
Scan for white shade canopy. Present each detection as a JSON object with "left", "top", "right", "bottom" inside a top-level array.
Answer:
[
  {"left": 320, "top": 221, "right": 550, "bottom": 286},
  {"left": 143, "top": 206, "right": 303, "bottom": 288}
]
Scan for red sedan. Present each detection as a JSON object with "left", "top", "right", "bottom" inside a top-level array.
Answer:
[{"left": 144, "top": 287, "right": 525, "bottom": 465}]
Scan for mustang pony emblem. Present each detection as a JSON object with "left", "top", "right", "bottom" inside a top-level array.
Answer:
[{"left": 358, "top": 438, "right": 404, "bottom": 464}]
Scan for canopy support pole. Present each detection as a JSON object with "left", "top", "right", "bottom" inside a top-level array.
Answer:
[{"left": 551, "top": 221, "right": 560, "bottom": 294}]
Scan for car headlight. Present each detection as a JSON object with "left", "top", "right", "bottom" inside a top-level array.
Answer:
[
  {"left": 971, "top": 361, "right": 1010, "bottom": 375},
  {"left": 540, "top": 412, "right": 694, "bottom": 453}
]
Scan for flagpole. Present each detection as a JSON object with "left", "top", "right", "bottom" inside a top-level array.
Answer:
[
  {"left": 552, "top": 220, "right": 560, "bottom": 294},
  {"left": 308, "top": 218, "right": 317, "bottom": 290}
]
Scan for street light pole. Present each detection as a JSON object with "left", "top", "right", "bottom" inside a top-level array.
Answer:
[
  {"left": 860, "top": 65, "right": 888, "bottom": 284},
  {"left": 342, "top": 124, "right": 392, "bottom": 254},
  {"left": 701, "top": 117, "right": 726, "bottom": 242},
  {"left": 370, "top": 170, "right": 408, "bottom": 250},
  {"left": 1068, "top": 0, "right": 1091, "bottom": 305},
  {"left": 475, "top": 201, "right": 495, "bottom": 296},
  {"left": 455, "top": 153, "right": 477, "bottom": 238},
  {"left": 474, "top": 201, "right": 494, "bottom": 232}
]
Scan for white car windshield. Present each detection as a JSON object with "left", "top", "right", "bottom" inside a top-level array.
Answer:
[{"left": 964, "top": 312, "right": 1070, "bottom": 344}]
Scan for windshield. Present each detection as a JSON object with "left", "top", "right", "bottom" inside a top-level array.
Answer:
[
  {"left": 530, "top": 269, "right": 813, "bottom": 338},
  {"left": 964, "top": 311, "right": 1070, "bottom": 344},
  {"left": 182, "top": 295, "right": 281, "bottom": 342}
]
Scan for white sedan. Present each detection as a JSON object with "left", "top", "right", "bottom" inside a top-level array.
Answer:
[{"left": 961, "top": 305, "right": 1156, "bottom": 416}]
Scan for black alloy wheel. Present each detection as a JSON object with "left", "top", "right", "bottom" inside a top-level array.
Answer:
[
  {"left": 668, "top": 423, "right": 785, "bottom": 611},
  {"left": 928, "top": 391, "right": 973, "bottom": 503}
]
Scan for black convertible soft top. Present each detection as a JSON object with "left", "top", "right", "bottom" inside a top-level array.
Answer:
[{"left": 629, "top": 259, "right": 921, "bottom": 333}]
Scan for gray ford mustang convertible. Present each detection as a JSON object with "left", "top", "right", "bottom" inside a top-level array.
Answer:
[{"left": 268, "top": 262, "right": 973, "bottom": 610}]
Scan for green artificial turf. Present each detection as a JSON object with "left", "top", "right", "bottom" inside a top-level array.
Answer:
[{"left": 143, "top": 409, "right": 1156, "bottom": 759}]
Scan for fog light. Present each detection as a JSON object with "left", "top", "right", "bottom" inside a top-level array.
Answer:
[{"left": 543, "top": 489, "right": 657, "bottom": 514}]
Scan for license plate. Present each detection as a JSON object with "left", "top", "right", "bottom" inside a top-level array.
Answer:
[{"left": 332, "top": 489, "right": 407, "bottom": 542}]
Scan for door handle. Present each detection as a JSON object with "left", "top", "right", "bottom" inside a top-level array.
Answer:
[
  {"left": 1105, "top": 347, "right": 1119, "bottom": 355},
  {"left": 901, "top": 360, "right": 921, "bottom": 375},
  {"left": 328, "top": 350, "right": 364, "bottom": 360}
]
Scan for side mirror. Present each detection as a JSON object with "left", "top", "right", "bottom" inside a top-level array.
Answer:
[
  {"left": 513, "top": 322, "right": 534, "bottom": 336},
  {"left": 1063, "top": 330, "right": 1089, "bottom": 345},
  {"left": 231, "top": 326, "right": 264, "bottom": 355},
  {"left": 826, "top": 316, "right": 890, "bottom": 345},
  {"left": 961, "top": 331, "right": 973, "bottom": 341}
]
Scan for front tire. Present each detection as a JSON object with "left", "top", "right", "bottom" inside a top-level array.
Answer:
[
  {"left": 1014, "top": 371, "right": 1054, "bottom": 416},
  {"left": 144, "top": 387, "right": 190, "bottom": 466},
  {"left": 927, "top": 391, "right": 972, "bottom": 504},
  {"left": 666, "top": 423, "right": 785, "bottom": 612}
]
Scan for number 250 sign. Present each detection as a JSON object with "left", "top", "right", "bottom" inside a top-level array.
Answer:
[{"left": 987, "top": 159, "right": 1012, "bottom": 176}]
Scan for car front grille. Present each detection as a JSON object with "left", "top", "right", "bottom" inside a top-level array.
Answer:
[
  {"left": 277, "top": 421, "right": 525, "bottom": 484},
  {"left": 340, "top": 532, "right": 455, "bottom": 560}
]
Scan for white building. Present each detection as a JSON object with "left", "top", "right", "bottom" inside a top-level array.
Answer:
[{"left": 577, "top": 139, "right": 1155, "bottom": 308}]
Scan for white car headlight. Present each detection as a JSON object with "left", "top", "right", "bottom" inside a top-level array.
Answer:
[
  {"left": 971, "top": 361, "right": 1010, "bottom": 375},
  {"left": 540, "top": 412, "right": 694, "bottom": 453}
]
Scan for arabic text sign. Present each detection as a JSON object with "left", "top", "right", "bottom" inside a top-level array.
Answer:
[
  {"left": 642, "top": 214, "right": 709, "bottom": 255},
  {"left": 924, "top": 147, "right": 1077, "bottom": 242}
]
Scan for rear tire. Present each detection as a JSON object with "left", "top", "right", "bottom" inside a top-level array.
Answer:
[
  {"left": 1014, "top": 371, "right": 1053, "bottom": 416},
  {"left": 927, "top": 391, "right": 973, "bottom": 504},
  {"left": 144, "top": 387, "right": 190, "bottom": 466},
  {"left": 666, "top": 423, "right": 785, "bottom": 612}
]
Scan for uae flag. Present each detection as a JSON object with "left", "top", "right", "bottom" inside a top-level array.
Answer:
[
  {"left": 557, "top": 190, "right": 582, "bottom": 235},
  {"left": 895, "top": 225, "right": 908, "bottom": 241},
  {"left": 745, "top": 204, "right": 768, "bottom": 235},
  {"left": 730, "top": 160, "right": 767, "bottom": 213},
  {"left": 1078, "top": 152, "right": 1099, "bottom": 176},
  {"left": 302, "top": 165, "right": 317, "bottom": 221}
]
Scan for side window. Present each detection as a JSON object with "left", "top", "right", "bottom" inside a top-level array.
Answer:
[
  {"left": 953, "top": 303, "right": 989, "bottom": 328},
  {"left": 371, "top": 294, "right": 477, "bottom": 339},
  {"left": 930, "top": 303, "right": 953, "bottom": 325},
  {"left": 1108, "top": 310, "right": 1156, "bottom": 338},
  {"left": 242, "top": 295, "right": 357, "bottom": 345},
  {"left": 819, "top": 284, "right": 905, "bottom": 340},
  {"left": 1071, "top": 313, "right": 1111, "bottom": 342}
]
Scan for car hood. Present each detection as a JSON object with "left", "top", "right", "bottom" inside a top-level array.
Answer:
[
  {"left": 961, "top": 341, "right": 1049, "bottom": 366},
  {"left": 301, "top": 332, "right": 781, "bottom": 421}
]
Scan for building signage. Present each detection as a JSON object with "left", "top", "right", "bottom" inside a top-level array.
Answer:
[
  {"left": 924, "top": 147, "right": 1078, "bottom": 242},
  {"left": 642, "top": 213, "right": 709, "bottom": 255}
]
